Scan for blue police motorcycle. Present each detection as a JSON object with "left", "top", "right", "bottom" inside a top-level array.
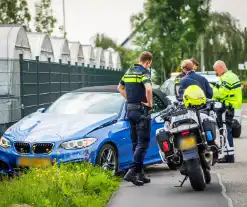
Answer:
[{"left": 156, "top": 100, "right": 224, "bottom": 191}]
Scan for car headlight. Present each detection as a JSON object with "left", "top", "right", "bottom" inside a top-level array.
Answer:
[
  {"left": 61, "top": 138, "right": 97, "bottom": 150},
  {"left": 0, "top": 136, "right": 11, "bottom": 149}
]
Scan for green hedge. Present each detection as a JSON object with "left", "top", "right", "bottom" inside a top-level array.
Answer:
[{"left": 0, "top": 163, "right": 121, "bottom": 207}]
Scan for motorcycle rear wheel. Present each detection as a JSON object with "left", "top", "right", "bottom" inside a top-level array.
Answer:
[{"left": 187, "top": 159, "right": 206, "bottom": 191}]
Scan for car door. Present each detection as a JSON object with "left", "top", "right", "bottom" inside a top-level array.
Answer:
[
  {"left": 144, "top": 93, "right": 167, "bottom": 164},
  {"left": 114, "top": 101, "right": 133, "bottom": 169}
]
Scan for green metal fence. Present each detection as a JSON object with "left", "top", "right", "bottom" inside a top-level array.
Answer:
[
  {"left": 19, "top": 55, "right": 124, "bottom": 117},
  {"left": 0, "top": 56, "right": 124, "bottom": 134}
]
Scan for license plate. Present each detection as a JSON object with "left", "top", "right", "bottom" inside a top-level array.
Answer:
[
  {"left": 18, "top": 157, "right": 52, "bottom": 168},
  {"left": 180, "top": 136, "right": 197, "bottom": 150}
]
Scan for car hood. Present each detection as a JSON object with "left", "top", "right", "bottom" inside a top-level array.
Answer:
[{"left": 4, "top": 112, "right": 118, "bottom": 142}]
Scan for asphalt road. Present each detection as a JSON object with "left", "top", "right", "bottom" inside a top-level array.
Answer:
[
  {"left": 108, "top": 166, "right": 229, "bottom": 207},
  {"left": 108, "top": 105, "right": 247, "bottom": 207},
  {"left": 213, "top": 110, "right": 247, "bottom": 207}
]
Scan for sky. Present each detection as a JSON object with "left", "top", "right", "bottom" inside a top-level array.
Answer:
[{"left": 26, "top": 0, "right": 247, "bottom": 45}]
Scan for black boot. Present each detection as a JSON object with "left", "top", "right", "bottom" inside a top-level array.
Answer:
[
  {"left": 218, "top": 156, "right": 228, "bottom": 163},
  {"left": 227, "top": 155, "right": 235, "bottom": 163},
  {"left": 218, "top": 155, "right": 235, "bottom": 163},
  {"left": 124, "top": 168, "right": 144, "bottom": 186},
  {"left": 138, "top": 169, "right": 151, "bottom": 183}
]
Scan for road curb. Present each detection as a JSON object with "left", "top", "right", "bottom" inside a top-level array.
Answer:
[
  {"left": 216, "top": 173, "right": 234, "bottom": 207},
  {"left": 106, "top": 183, "right": 122, "bottom": 207}
]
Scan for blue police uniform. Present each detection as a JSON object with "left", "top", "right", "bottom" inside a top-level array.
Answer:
[
  {"left": 179, "top": 71, "right": 213, "bottom": 99},
  {"left": 119, "top": 64, "right": 152, "bottom": 185}
]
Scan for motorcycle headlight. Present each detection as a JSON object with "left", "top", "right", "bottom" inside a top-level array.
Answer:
[
  {"left": 61, "top": 138, "right": 97, "bottom": 150},
  {"left": 0, "top": 136, "right": 11, "bottom": 149}
]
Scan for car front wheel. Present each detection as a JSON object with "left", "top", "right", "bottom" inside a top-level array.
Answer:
[{"left": 96, "top": 144, "right": 118, "bottom": 174}]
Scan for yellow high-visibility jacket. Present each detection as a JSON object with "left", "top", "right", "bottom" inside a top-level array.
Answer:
[{"left": 212, "top": 70, "right": 242, "bottom": 109}]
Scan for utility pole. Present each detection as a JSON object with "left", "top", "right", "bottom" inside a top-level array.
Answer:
[
  {"left": 200, "top": 34, "right": 205, "bottom": 72},
  {"left": 62, "top": 0, "right": 66, "bottom": 38}
]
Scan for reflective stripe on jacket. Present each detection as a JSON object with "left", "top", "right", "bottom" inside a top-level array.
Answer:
[{"left": 213, "top": 70, "right": 242, "bottom": 109}]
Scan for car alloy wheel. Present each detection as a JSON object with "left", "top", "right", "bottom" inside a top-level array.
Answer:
[{"left": 97, "top": 144, "right": 118, "bottom": 174}]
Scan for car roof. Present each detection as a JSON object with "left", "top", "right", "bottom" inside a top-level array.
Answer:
[
  {"left": 74, "top": 85, "right": 162, "bottom": 93},
  {"left": 74, "top": 85, "right": 120, "bottom": 93},
  {"left": 164, "top": 71, "right": 219, "bottom": 83},
  {"left": 73, "top": 85, "right": 168, "bottom": 105},
  {"left": 196, "top": 72, "right": 219, "bottom": 83}
]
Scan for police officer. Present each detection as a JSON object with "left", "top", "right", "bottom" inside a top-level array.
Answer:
[
  {"left": 191, "top": 58, "right": 200, "bottom": 71},
  {"left": 178, "top": 59, "right": 213, "bottom": 99},
  {"left": 212, "top": 60, "right": 242, "bottom": 163},
  {"left": 117, "top": 51, "right": 153, "bottom": 186},
  {"left": 174, "top": 58, "right": 200, "bottom": 99}
]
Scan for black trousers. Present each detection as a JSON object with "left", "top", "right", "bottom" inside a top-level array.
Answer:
[{"left": 127, "top": 108, "right": 151, "bottom": 173}]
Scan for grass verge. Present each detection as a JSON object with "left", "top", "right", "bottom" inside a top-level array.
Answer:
[{"left": 0, "top": 162, "right": 121, "bottom": 207}]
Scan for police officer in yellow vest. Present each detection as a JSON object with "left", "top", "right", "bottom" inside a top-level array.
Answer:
[
  {"left": 213, "top": 60, "right": 242, "bottom": 163},
  {"left": 118, "top": 52, "right": 153, "bottom": 186}
]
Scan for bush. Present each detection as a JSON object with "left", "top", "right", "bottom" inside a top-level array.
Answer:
[
  {"left": 243, "top": 87, "right": 247, "bottom": 103},
  {"left": 0, "top": 163, "right": 121, "bottom": 207}
]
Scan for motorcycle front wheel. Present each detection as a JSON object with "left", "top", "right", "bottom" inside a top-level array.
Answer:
[{"left": 187, "top": 158, "right": 206, "bottom": 191}]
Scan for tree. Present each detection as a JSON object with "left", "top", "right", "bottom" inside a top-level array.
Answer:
[
  {"left": 34, "top": 0, "right": 57, "bottom": 35},
  {"left": 93, "top": 33, "right": 118, "bottom": 50},
  {"left": 92, "top": 33, "right": 139, "bottom": 70},
  {"left": 193, "top": 12, "right": 247, "bottom": 79},
  {"left": 130, "top": 0, "right": 211, "bottom": 84},
  {"left": 0, "top": 0, "right": 31, "bottom": 29}
]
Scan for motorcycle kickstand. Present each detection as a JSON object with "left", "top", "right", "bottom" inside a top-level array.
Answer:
[{"left": 174, "top": 176, "right": 188, "bottom": 187}]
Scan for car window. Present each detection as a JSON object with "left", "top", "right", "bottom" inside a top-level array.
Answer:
[
  {"left": 45, "top": 92, "right": 124, "bottom": 115},
  {"left": 152, "top": 94, "right": 166, "bottom": 113}
]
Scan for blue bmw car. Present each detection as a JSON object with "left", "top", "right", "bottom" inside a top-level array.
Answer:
[{"left": 0, "top": 85, "right": 169, "bottom": 174}]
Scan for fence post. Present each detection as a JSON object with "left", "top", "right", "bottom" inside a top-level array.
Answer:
[
  {"left": 36, "top": 56, "right": 40, "bottom": 109},
  {"left": 19, "top": 54, "right": 24, "bottom": 118},
  {"left": 75, "top": 62, "right": 79, "bottom": 89},
  {"left": 68, "top": 61, "right": 71, "bottom": 91},
  {"left": 48, "top": 58, "right": 51, "bottom": 104},
  {"left": 59, "top": 59, "right": 62, "bottom": 96},
  {"left": 93, "top": 65, "right": 96, "bottom": 86},
  {"left": 81, "top": 63, "right": 84, "bottom": 88}
]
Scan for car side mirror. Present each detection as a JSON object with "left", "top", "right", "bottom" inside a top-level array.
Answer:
[{"left": 37, "top": 108, "right": 45, "bottom": 113}]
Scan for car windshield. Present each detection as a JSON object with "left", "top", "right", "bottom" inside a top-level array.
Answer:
[
  {"left": 45, "top": 92, "right": 124, "bottom": 115},
  {"left": 160, "top": 79, "right": 175, "bottom": 96}
]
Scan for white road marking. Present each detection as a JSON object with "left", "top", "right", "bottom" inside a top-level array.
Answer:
[{"left": 216, "top": 173, "right": 234, "bottom": 207}]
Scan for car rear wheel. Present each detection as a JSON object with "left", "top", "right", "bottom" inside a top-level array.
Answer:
[{"left": 96, "top": 144, "right": 118, "bottom": 174}]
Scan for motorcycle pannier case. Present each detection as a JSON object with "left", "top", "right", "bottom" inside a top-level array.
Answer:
[
  {"left": 202, "top": 118, "right": 217, "bottom": 143},
  {"left": 156, "top": 129, "right": 174, "bottom": 154}
]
